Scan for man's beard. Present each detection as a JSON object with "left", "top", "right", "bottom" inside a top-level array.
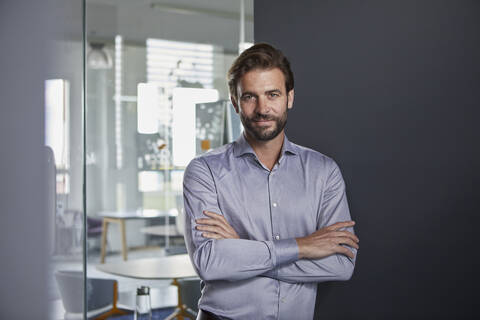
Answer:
[{"left": 240, "top": 105, "right": 288, "bottom": 141}]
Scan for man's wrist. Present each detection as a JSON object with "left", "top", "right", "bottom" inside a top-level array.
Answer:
[
  {"left": 273, "top": 238, "right": 299, "bottom": 266},
  {"left": 295, "top": 237, "right": 306, "bottom": 259}
]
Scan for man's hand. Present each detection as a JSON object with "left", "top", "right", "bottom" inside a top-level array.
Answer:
[
  {"left": 196, "top": 211, "right": 240, "bottom": 239},
  {"left": 296, "top": 221, "right": 359, "bottom": 260}
]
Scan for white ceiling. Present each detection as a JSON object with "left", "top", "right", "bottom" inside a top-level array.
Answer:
[
  {"left": 86, "top": 0, "right": 254, "bottom": 52},
  {"left": 88, "top": 0, "right": 254, "bottom": 16}
]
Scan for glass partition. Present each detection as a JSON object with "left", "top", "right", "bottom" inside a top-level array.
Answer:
[
  {"left": 85, "top": 0, "right": 253, "bottom": 317},
  {"left": 46, "top": 1, "right": 86, "bottom": 318}
]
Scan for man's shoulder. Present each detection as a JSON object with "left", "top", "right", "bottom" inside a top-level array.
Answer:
[
  {"left": 185, "top": 142, "right": 234, "bottom": 175},
  {"left": 196, "top": 142, "right": 234, "bottom": 163},
  {"left": 291, "top": 141, "right": 337, "bottom": 168}
]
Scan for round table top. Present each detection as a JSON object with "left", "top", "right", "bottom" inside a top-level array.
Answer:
[
  {"left": 96, "top": 254, "right": 198, "bottom": 279},
  {"left": 97, "top": 209, "right": 177, "bottom": 219}
]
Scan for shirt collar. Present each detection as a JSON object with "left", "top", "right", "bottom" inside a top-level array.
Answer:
[{"left": 233, "top": 132, "right": 298, "bottom": 158}]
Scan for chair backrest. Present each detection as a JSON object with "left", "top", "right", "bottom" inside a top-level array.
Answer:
[
  {"left": 87, "top": 216, "right": 103, "bottom": 237},
  {"left": 55, "top": 270, "right": 116, "bottom": 313},
  {"left": 178, "top": 277, "right": 201, "bottom": 313},
  {"left": 55, "top": 271, "right": 83, "bottom": 313}
]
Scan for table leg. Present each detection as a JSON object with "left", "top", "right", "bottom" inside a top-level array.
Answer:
[
  {"left": 120, "top": 219, "right": 128, "bottom": 261},
  {"left": 175, "top": 278, "right": 184, "bottom": 320},
  {"left": 100, "top": 219, "right": 109, "bottom": 264}
]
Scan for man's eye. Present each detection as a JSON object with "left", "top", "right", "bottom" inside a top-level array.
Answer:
[
  {"left": 269, "top": 93, "right": 279, "bottom": 98},
  {"left": 242, "top": 95, "right": 253, "bottom": 100}
]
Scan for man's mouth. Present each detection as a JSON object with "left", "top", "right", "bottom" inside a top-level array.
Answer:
[
  {"left": 253, "top": 119, "right": 274, "bottom": 126},
  {"left": 253, "top": 117, "right": 275, "bottom": 122}
]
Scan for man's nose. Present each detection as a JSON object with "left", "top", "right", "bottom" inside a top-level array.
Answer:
[{"left": 255, "top": 96, "right": 271, "bottom": 114}]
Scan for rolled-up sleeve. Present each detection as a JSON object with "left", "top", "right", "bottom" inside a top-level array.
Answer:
[{"left": 183, "top": 157, "right": 299, "bottom": 282}]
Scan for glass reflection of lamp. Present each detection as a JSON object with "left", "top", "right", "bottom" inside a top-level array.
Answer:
[{"left": 87, "top": 43, "right": 112, "bottom": 69}]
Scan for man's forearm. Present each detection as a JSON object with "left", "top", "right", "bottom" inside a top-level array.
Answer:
[
  {"left": 187, "top": 236, "right": 298, "bottom": 281},
  {"left": 261, "top": 249, "right": 356, "bottom": 283}
]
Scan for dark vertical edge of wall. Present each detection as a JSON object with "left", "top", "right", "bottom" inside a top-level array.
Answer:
[{"left": 255, "top": 1, "right": 480, "bottom": 319}]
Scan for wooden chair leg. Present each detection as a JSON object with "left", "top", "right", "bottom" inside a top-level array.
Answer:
[
  {"left": 100, "top": 219, "right": 109, "bottom": 264},
  {"left": 120, "top": 219, "right": 128, "bottom": 261},
  {"left": 94, "top": 308, "right": 128, "bottom": 320},
  {"left": 94, "top": 281, "right": 128, "bottom": 320}
]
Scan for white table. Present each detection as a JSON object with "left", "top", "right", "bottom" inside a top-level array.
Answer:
[
  {"left": 97, "top": 209, "right": 176, "bottom": 263},
  {"left": 97, "top": 254, "right": 198, "bottom": 320},
  {"left": 141, "top": 225, "right": 182, "bottom": 237}
]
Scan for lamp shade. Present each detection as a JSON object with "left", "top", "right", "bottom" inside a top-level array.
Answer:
[{"left": 87, "top": 43, "right": 112, "bottom": 69}]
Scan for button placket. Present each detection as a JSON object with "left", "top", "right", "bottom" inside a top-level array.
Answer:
[{"left": 269, "top": 171, "right": 281, "bottom": 242}]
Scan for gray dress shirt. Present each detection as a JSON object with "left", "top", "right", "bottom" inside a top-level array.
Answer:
[{"left": 183, "top": 133, "right": 356, "bottom": 320}]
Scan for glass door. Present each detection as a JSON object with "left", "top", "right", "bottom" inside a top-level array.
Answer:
[{"left": 85, "top": 0, "right": 253, "bottom": 317}]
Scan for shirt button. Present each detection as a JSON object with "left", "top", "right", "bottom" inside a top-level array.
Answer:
[
  {"left": 275, "top": 235, "right": 280, "bottom": 240},
  {"left": 272, "top": 202, "right": 278, "bottom": 207}
]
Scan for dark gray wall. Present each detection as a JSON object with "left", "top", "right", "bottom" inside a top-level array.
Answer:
[
  {"left": 255, "top": 1, "right": 479, "bottom": 319},
  {"left": 0, "top": 1, "right": 51, "bottom": 318},
  {"left": 0, "top": 1, "right": 83, "bottom": 318}
]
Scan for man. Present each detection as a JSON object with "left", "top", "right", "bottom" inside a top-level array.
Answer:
[{"left": 183, "top": 43, "right": 359, "bottom": 320}]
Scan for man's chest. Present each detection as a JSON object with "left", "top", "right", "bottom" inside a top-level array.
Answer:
[{"left": 213, "top": 164, "right": 324, "bottom": 240}]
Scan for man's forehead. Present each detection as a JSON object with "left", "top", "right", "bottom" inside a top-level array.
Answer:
[{"left": 237, "top": 67, "right": 286, "bottom": 92}]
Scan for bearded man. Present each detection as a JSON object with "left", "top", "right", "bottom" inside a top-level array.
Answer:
[{"left": 183, "top": 43, "right": 359, "bottom": 320}]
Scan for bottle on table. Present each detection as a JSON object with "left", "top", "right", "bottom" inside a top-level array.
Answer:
[{"left": 134, "top": 286, "right": 152, "bottom": 320}]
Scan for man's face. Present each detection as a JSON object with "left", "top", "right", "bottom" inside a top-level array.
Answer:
[{"left": 232, "top": 68, "right": 294, "bottom": 141}]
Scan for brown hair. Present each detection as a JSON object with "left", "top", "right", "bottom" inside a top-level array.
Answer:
[{"left": 227, "top": 43, "right": 294, "bottom": 102}]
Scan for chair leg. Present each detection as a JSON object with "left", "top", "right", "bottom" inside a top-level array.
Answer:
[
  {"left": 163, "top": 308, "right": 181, "bottom": 320},
  {"left": 93, "top": 280, "right": 129, "bottom": 320},
  {"left": 120, "top": 219, "right": 128, "bottom": 261},
  {"left": 164, "top": 278, "right": 198, "bottom": 320},
  {"left": 100, "top": 219, "right": 108, "bottom": 264},
  {"left": 94, "top": 308, "right": 128, "bottom": 320}
]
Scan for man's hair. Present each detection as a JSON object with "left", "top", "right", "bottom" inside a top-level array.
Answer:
[{"left": 227, "top": 43, "right": 294, "bottom": 102}]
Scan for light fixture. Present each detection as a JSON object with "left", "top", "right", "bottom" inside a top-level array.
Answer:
[{"left": 87, "top": 43, "right": 112, "bottom": 69}]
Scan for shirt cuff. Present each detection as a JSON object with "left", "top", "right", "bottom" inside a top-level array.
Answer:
[{"left": 272, "top": 238, "right": 299, "bottom": 267}]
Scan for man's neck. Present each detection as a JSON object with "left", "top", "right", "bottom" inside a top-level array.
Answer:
[{"left": 244, "top": 130, "right": 285, "bottom": 171}]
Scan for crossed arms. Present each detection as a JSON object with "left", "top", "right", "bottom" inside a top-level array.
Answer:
[{"left": 183, "top": 157, "right": 359, "bottom": 283}]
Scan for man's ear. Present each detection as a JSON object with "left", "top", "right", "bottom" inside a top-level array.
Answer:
[
  {"left": 287, "top": 89, "right": 294, "bottom": 109},
  {"left": 230, "top": 96, "right": 240, "bottom": 113}
]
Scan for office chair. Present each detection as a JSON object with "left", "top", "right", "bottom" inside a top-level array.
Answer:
[{"left": 55, "top": 270, "right": 128, "bottom": 319}]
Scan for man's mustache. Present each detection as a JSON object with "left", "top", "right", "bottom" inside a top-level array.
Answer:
[{"left": 250, "top": 114, "right": 276, "bottom": 121}]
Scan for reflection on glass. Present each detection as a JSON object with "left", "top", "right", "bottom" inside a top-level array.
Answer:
[
  {"left": 45, "top": 41, "right": 85, "bottom": 319},
  {"left": 138, "top": 171, "right": 164, "bottom": 192},
  {"left": 172, "top": 87, "right": 219, "bottom": 166},
  {"left": 114, "top": 35, "right": 124, "bottom": 170},
  {"left": 146, "top": 38, "right": 217, "bottom": 89},
  {"left": 196, "top": 100, "right": 227, "bottom": 155},
  {"left": 87, "top": 43, "right": 112, "bottom": 69},
  {"left": 44, "top": 77, "right": 81, "bottom": 258},
  {"left": 137, "top": 83, "right": 162, "bottom": 134},
  {"left": 45, "top": 79, "right": 70, "bottom": 170}
]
